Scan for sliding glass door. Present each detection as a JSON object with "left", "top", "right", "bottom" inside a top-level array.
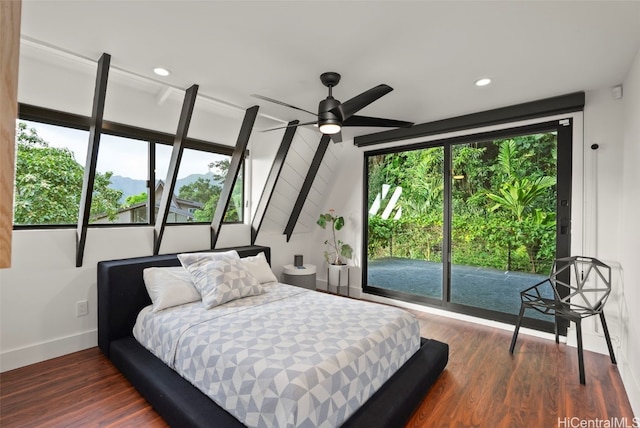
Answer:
[
  {"left": 449, "top": 133, "right": 558, "bottom": 319},
  {"left": 364, "top": 120, "right": 572, "bottom": 330},
  {"left": 367, "top": 147, "right": 444, "bottom": 302}
]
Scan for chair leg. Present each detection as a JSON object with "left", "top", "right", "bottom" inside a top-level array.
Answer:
[
  {"left": 576, "top": 319, "right": 586, "bottom": 385},
  {"left": 510, "top": 304, "right": 526, "bottom": 354},
  {"left": 599, "top": 312, "right": 617, "bottom": 365},
  {"left": 554, "top": 315, "right": 559, "bottom": 344}
]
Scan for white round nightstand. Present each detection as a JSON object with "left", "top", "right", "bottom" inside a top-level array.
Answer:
[{"left": 282, "top": 264, "right": 317, "bottom": 290}]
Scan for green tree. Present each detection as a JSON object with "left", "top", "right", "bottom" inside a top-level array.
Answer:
[
  {"left": 125, "top": 192, "right": 148, "bottom": 207},
  {"left": 210, "top": 159, "right": 243, "bottom": 222},
  {"left": 486, "top": 140, "right": 556, "bottom": 272},
  {"left": 14, "top": 122, "right": 122, "bottom": 224},
  {"left": 178, "top": 177, "right": 219, "bottom": 204},
  {"left": 366, "top": 134, "right": 557, "bottom": 274},
  {"left": 177, "top": 160, "right": 242, "bottom": 222}
]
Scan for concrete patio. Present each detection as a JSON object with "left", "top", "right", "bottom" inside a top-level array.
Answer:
[{"left": 367, "top": 257, "right": 552, "bottom": 319}]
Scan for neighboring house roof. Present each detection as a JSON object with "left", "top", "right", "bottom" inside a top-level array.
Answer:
[
  {"left": 93, "top": 180, "right": 203, "bottom": 221},
  {"left": 154, "top": 180, "right": 203, "bottom": 210}
]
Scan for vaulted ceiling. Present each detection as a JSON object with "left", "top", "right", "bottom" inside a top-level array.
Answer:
[{"left": 19, "top": 1, "right": 640, "bottom": 143}]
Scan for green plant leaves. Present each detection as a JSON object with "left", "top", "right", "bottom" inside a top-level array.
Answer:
[{"left": 317, "top": 211, "right": 352, "bottom": 264}]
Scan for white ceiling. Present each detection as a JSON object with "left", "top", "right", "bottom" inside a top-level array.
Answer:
[{"left": 19, "top": 1, "right": 640, "bottom": 142}]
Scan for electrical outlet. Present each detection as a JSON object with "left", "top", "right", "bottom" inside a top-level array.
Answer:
[{"left": 76, "top": 300, "right": 88, "bottom": 317}]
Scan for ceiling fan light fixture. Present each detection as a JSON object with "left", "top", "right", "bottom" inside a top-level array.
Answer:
[
  {"left": 319, "top": 123, "right": 341, "bottom": 134},
  {"left": 253, "top": 71, "right": 409, "bottom": 137}
]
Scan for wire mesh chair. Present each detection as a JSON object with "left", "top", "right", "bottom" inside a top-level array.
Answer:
[{"left": 509, "top": 256, "right": 616, "bottom": 384}]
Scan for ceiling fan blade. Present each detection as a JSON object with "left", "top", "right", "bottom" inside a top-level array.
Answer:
[
  {"left": 251, "top": 94, "right": 317, "bottom": 117},
  {"left": 260, "top": 120, "right": 317, "bottom": 132},
  {"left": 343, "top": 115, "right": 413, "bottom": 128},
  {"left": 331, "top": 84, "right": 393, "bottom": 120},
  {"left": 331, "top": 131, "right": 343, "bottom": 144}
]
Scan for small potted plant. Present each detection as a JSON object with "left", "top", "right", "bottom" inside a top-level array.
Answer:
[{"left": 317, "top": 209, "right": 353, "bottom": 294}]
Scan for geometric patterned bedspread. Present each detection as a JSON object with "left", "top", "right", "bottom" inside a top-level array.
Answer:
[{"left": 133, "top": 283, "right": 420, "bottom": 428}]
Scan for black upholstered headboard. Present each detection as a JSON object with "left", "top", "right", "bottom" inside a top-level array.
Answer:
[{"left": 97, "top": 245, "right": 271, "bottom": 357}]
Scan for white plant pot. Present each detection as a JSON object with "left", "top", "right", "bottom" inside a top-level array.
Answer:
[{"left": 328, "top": 264, "right": 349, "bottom": 295}]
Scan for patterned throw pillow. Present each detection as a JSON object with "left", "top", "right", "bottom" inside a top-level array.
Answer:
[{"left": 178, "top": 250, "right": 263, "bottom": 309}]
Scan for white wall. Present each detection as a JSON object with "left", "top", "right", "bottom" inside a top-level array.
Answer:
[
  {"left": 574, "top": 89, "right": 624, "bottom": 356},
  {"left": 619, "top": 47, "right": 640, "bottom": 415},
  {"left": 18, "top": 40, "right": 272, "bottom": 145},
  {"left": 0, "top": 223, "right": 252, "bottom": 372}
]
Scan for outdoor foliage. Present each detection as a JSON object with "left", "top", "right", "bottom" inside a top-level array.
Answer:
[
  {"left": 14, "top": 121, "right": 243, "bottom": 225},
  {"left": 178, "top": 160, "right": 243, "bottom": 222},
  {"left": 14, "top": 122, "right": 122, "bottom": 224},
  {"left": 125, "top": 192, "right": 148, "bottom": 207},
  {"left": 367, "top": 133, "right": 557, "bottom": 274}
]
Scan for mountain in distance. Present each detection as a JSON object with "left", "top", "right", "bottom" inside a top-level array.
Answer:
[
  {"left": 109, "top": 176, "right": 146, "bottom": 202},
  {"left": 109, "top": 172, "right": 220, "bottom": 203},
  {"left": 175, "top": 172, "right": 220, "bottom": 194}
]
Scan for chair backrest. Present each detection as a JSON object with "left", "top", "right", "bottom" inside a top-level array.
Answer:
[{"left": 549, "top": 256, "right": 612, "bottom": 315}]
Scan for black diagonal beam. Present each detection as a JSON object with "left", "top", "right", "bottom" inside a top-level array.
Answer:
[
  {"left": 153, "top": 84, "right": 199, "bottom": 255},
  {"left": 210, "top": 105, "right": 259, "bottom": 248},
  {"left": 251, "top": 121, "right": 298, "bottom": 245},
  {"left": 283, "top": 134, "right": 331, "bottom": 242},
  {"left": 147, "top": 141, "right": 156, "bottom": 224},
  {"left": 76, "top": 53, "right": 110, "bottom": 267}
]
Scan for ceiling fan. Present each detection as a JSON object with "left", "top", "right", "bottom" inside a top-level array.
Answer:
[{"left": 252, "top": 72, "right": 414, "bottom": 143}]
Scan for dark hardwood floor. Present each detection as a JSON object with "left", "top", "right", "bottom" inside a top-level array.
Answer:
[
  {"left": 407, "top": 311, "right": 634, "bottom": 427},
  {"left": 1, "top": 310, "right": 634, "bottom": 427}
]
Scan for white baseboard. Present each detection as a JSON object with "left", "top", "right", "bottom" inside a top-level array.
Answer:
[
  {"left": 619, "top": 358, "right": 640, "bottom": 417},
  {"left": 566, "top": 326, "right": 619, "bottom": 357},
  {"left": 0, "top": 330, "right": 97, "bottom": 372}
]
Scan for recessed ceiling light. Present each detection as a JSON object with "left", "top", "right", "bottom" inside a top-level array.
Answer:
[
  {"left": 153, "top": 67, "right": 171, "bottom": 77},
  {"left": 475, "top": 78, "right": 492, "bottom": 87}
]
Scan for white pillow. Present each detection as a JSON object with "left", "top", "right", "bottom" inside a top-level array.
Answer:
[
  {"left": 241, "top": 252, "right": 278, "bottom": 284},
  {"left": 143, "top": 266, "right": 201, "bottom": 312},
  {"left": 178, "top": 250, "right": 263, "bottom": 309}
]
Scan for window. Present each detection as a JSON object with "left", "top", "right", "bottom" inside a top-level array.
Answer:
[
  {"left": 90, "top": 134, "right": 149, "bottom": 224},
  {"left": 364, "top": 120, "right": 572, "bottom": 332},
  {"left": 14, "top": 106, "right": 242, "bottom": 227},
  {"left": 156, "top": 146, "right": 244, "bottom": 224},
  {"left": 14, "top": 120, "right": 88, "bottom": 226}
]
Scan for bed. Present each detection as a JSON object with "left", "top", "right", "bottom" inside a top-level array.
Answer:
[{"left": 97, "top": 245, "right": 448, "bottom": 427}]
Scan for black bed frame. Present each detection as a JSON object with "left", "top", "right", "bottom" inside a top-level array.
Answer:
[{"left": 97, "top": 245, "right": 449, "bottom": 428}]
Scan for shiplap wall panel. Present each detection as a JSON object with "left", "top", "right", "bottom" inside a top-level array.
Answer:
[
  {"left": 306, "top": 187, "right": 324, "bottom": 206},
  {"left": 301, "top": 198, "right": 320, "bottom": 219},
  {"left": 256, "top": 127, "right": 346, "bottom": 239},
  {"left": 278, "top": 163, "right": 306, "bottom": 189},
  {"left": 292, "top": 133, "right": 316, "bottom": 161},
  {"left": 282, "top": 149, "right": 310, "bottom": 181},
  {"left": 258, "top": 131, "right": 310, "bottom": 235},
  {"left": 314, "top": 168, "right": 331, "bottom": 189},
  {"left": 271, "top": 177, "right": 299, "bottom": 202}
]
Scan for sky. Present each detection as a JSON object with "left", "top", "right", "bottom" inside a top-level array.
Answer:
[{"left": 21, "top": 120, "right": 228, "bottom": 180}]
